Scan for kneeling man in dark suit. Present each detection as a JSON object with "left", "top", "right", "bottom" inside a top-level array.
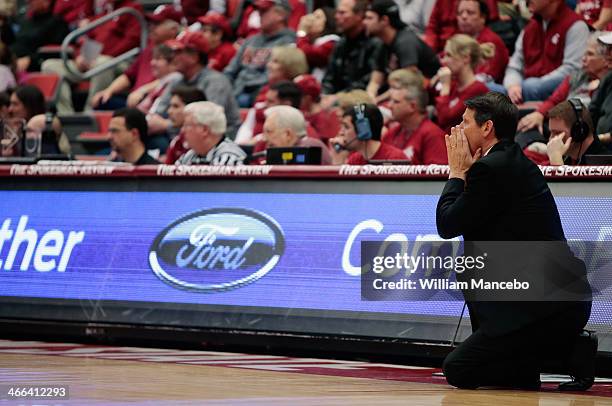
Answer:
[{"left": 436, "top": 92, "right": 596, "bottom": 391}]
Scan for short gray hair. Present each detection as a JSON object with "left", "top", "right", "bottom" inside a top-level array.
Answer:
[
  {"left": 264, "top": 105, "right": 306, "bottom": 137},
  {"left": 184, "top": 101, "right": 227, "bottom": 136},
  {"left": 590, "top": 31, "right": 608, "bottom": 56},
  {"left": 395, "top": 84, "right": 428, "bottom": 113}
]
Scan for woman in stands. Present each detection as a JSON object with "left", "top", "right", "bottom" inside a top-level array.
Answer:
[
  {"left": 296, "top": 7, "right": 339, "bottom": 81},
  {"left": 235, "top": 47, "right": 308, "bottom": 144},
  {"left": 7, "top": 85, "right": 70, "bottom": 154},
  {"left": 254, "top": 46, "right": 309, "bottom": 104},
  {"left": 433, "top": 33, "right": 491, "bottom": 132}
]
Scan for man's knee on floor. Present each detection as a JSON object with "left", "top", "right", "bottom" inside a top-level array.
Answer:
[{"left": 442, "top": 356, "right": 479, "bottom": 389}]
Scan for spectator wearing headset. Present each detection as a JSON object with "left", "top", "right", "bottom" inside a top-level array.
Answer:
[
  {"left": 546, "top": 99, "right": 609, "bottom": 165},
  {"left": 329, "top": 103, "right": 407, "bottom": 164}
]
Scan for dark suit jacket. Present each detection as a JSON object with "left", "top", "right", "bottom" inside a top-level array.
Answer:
[{"left": 436, "top": 140, "right": 591, "bottom": 336}]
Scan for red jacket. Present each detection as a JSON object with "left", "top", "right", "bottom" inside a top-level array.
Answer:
[
  {"left": 347, "top": 143, "right": 408, "bottom": 164},
  {"left": 296, "top": 35, "right": 338, "bottom": 68},
  {"left": 577, "top": 0, "right": 612, "bottom": 29},
  {"left": 53, "top": 0, "right": 94, "bottom": 26},
  {"left": 305, "top": 109, "right": 340, "bottom": 143},
  {"left": 425, "top": 0, "right": 499, "bottom": 52},
  {"left": 476, "top": 27, "right": 509, "bottom": 83},
  {"left": 382, "top": 119, "right": 447, "bottom": 164},
  {"left": 208, "top": 42, "right": 237, "bottom": 72},
  {"left": 124, "top": 41, "right": 154, "bottom": 90},
  {"left": 88, "top": 0, "right": 143, "bottom": 57},
  {"left": 435, "top": 80, "right": 489, "bottom": 132},
  {"left": 537, "top": 75, "right": 571, "bottom": 116},
  {"left": 523, "top": 5, "right": 581, "bottom": 78}
]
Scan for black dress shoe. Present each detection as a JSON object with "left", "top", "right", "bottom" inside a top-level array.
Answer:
[
  {"left": 558, "top": 331, "right": 598, "bottom": 391},
  {"left": 558, "top": 376, "right": 595, "bottom": 391}
]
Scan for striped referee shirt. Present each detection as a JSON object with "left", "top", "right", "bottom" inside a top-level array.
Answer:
[{"left": 176, "top": 137, "right": 246, "bottom": 166}]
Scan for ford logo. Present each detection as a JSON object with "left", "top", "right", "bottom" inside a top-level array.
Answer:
[{"left": 149, "top": 208, "right": 285, "bottom": 292}]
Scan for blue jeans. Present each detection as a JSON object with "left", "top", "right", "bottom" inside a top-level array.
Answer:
[
  {"left": 521, "top": 76, "right": 565, "bottom": 102},
  {"left": 487, "top": 76, "right": 565, "bottom": 101},
  {"left": 486, "top": 81, "right": 507, "bottom": 94}
]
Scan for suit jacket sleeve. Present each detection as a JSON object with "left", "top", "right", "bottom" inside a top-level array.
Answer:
[{"left": 436, "top": 161, "right": 500, "bottom": 239}]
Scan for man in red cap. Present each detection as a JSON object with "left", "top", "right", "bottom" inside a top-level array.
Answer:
[
  {"left": 198, "top": 13, "right": 236, "bottom": 71},
  {"left": 294, "top": 74, "right": 340, "bottom": 142},
  {"left": 151, "top": 30, "right": 240, "bottom": 138},
  {"left": 224, "top": 0, "right": 296, "bottom": 107},
  {"left": 92, "top": 5, "right": 182, "bottom": 108}
]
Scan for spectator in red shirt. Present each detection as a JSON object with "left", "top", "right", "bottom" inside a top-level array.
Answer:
[
  {"left": 384, "top": 84, "right": 448, "bottom": 164},
  {"left": 53, "top": 0, "right": 94, "bottom": 28},
  {"left": 456, "top": 0, "right": 508, "bottom": 83},
  {"left": 577, "top": 0, "right": 612, "bottom": 30},
  {"left": 198, "top": 13, "right": 237, "bottom": 72},
  {"left": 433, "top": 34, "right": 490, "bottom": 132},
  {"left": 41, "top": 0, "right": 144, "bottom": 113},
  {"left": 295, "top": 73, "right": 341, "bottom": 142},
  {"left": 296, "top": 7, "right": 340, "bottom": 81},
  {"left": 329, "top": 103, "right": 408, "bottom": 164},
  {"left": 424, "top": 0, "right": 498, "bottom": 53},
  {"left": 91, "top": 6, "right": 181, "bottom": 109}
]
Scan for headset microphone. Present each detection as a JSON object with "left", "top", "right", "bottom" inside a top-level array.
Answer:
[{"left": 333, "top": 136, "right": 358, "bottom": 152}]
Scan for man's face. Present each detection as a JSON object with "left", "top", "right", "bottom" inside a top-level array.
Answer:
[
  {"left": 183, "top": 112, "right": 206, "bottom": 153},
  {"left": 389, "top": 89, "right": 413, "bottom": 122},
  {"left": 202, "top": 25, "right": 223, "bottom": 49},
  {"left": 168, "top": 95, "right": 186, "bottom": 127},
  {"left": 260, "top": 7, "right": 284, "bottom": 33},
  {"left": 171, "top": 49, "right": 197, "bottom": 74},
  {"left": 459, "top": 108, "right": 484, "bottom": 155},
  {"left": 265, "top": 89, "right": 281, "bottom": 106},
  {"left": 335, "top": 0, "right": 362, "bottom": 34},
  {"left": 363, "top": 11, "right": 383, "bottom": 36},
  {"left": 108, "top": 117, "right": 136, "bottom": 153},
  {"left": 263, "top": 114, "right": 289, "bottom": 148},
  {"left": 527, "top": 0, "right": 550, "bottom": 14},
  {"left": 548, "top": 117, "right": 571, "bottom": 141},
  {"left": 338, "top": 115, "right": 358, "bottom": 151},
  {"left": 151, "top": 55, "right": 172, "bottom": 79},
  {"left": 582, "top": 42, "right": 608, "bottom": 79},
  {"left": 457, "top": 0, "right": 485, "bottom": 36}
]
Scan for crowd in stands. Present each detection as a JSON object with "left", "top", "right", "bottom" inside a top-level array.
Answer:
[{"left": 0, "top": 0, "right": 609, "bottom": 166}]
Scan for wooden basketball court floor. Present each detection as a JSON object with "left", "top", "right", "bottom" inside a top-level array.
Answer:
[{"left": 1, "top": 340, "right": 612, "bottom": 405}]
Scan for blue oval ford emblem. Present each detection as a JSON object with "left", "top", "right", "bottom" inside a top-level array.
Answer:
[{"left": 149, "top": 208, "right": 285, "bottom": 292}]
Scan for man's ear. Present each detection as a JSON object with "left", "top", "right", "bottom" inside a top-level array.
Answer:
[
  {"left": 130, "top": 128, "right": 140, "bottom": 142},
  {"left": 482, "top": 119, "right": 494, "bottom": 138}
]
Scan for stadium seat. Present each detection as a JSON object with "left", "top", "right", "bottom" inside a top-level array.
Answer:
[
  {"left": 75, "top": 111, "right": 113, "bottom": 154},
  {"left": 21, "top": 73, "right": 62, "bottom": 105}
]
